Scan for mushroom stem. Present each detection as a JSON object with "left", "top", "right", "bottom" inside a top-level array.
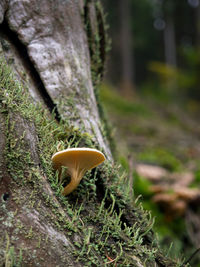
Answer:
[
  {"left": 62, "top": 170, "right": 83, "bottom": 196},
  {"left": 52, "top": 148, "right": 105, "bottom": 195}
]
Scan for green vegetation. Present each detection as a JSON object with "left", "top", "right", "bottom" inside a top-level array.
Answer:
[
  {"left": 84, "top": 0, "right": 111, "bottom": 87},
  {"left": 100, "top": 0, "right": 200, "bottom": 265},
  {"left": 2, "top": 234, "right": 23, "bottom": 267},
  {"left": 99, "top": 82, "right": 200, "bottom": 265},
  {"left": 138, "top": 148, "right": 183, "bottom": 172},
  {"left": 0, "top": 58, "right": 181, "bottom": 265},
  {"left": 100, "top": 84, "right": 150, "bottom": 116},
  {"left": 133, "top": 172, "right": 187, "bottom": 260}
]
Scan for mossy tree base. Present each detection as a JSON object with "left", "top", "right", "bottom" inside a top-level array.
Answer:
[
  {"left": 0, "top": 50, "right": 181, "bottom": 267},
  {"left": 0, "top": 0, "right": 185, "bottom": 266}
]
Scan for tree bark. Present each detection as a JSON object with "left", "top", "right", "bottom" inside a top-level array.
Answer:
[
  {"left": 164, "top": 15, "right": 177, "bottom": 67},
  {"left": 0, "top": 1, "right": 179, "bottom": 266},
  {"left": 195, "top": 3, "right": 200, "bottom": 47},
  {"left": 119, "top": 0, "right": 135, "bottom": 95}
]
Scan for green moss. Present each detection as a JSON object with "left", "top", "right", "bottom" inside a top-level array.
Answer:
[
  {"left": 138, "top": 147, "right": 183, "bottom": 172},
  {"left": 99, "top": 83, "right": 150, "bottom": 116},
  {"left": 83, "top": 0, "right": 111, "bottom": 87},
  {"left": 190, "top": 168, "right": 200, "bottom": 189},
  {"left": 0, "top": 57, "right": 181, "bottom": 266},
  {"left": 0, "top": 234, "right": 23, "bottom": 267},
  {"left": 134, "top": 172, "right": 153, "bottom": 198},
  {"left": 83, "top": 1, "right": 116, "bottom": 156}
]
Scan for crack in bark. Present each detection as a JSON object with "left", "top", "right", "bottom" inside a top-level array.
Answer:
[{"left": 0, "top": 19, "right": 60, "bottom": 121}]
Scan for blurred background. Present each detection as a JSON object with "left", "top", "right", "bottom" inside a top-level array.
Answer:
[{"left": 100, "top": 0, "right": 200, "bottom": 266}]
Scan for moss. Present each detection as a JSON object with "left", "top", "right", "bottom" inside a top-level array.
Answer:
[
  {"left": 99, "top": 83, "right": 151, "bottom": 116},
  {"left": 0, "top": 233, "right": 23, "bottom": 267},
  {"left": 82, "top": 1, "right": 116, "bottom": 157},
  {"left": 0, "top": 57, "right": 184, "bottom": 266},
  {"left": 83, "top": 0, "right": 111, "bottom": 87},
  {"left": 138, "top": 148, "right": 183, "bottom": 172}
]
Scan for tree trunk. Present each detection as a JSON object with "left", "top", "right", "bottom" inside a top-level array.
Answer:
[
  {"left": 0, "top": 1, "right": 179, "bottom": 266},
  {"left": 164, "top": 15, "right": 177, "bottom": 67},
  {"left": 195, "top": 3, "right": 200, "bottom": 47},
  {"left": 119, "top": 0, "right": 135, "bottom": 96}
]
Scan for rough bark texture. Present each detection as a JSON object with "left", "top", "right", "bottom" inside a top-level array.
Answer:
[
  {"left": 0, "top": 1, "right": 182, "bottom": 266},
  {"left": 0, "top": 0, "right": 111, "bottom": 159},
  {"left": 0, "top": 111, "right": 78, "bottom": 266}
]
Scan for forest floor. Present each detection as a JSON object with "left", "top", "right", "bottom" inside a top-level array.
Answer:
[{"left": 100, "top": 83, "right": 200, "bottom": 266}]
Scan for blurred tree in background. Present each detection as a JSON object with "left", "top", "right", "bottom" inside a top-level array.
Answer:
[
  {"left": 103, "top": 0, "right": 200, "bottom": 101},
  {"left": 101, "top": 0, "right": 200, "bottom": 265}
]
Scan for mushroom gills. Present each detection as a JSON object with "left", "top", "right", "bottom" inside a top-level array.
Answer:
[{"left": 51, "top": 148, "right": 106, "bottom": 195}]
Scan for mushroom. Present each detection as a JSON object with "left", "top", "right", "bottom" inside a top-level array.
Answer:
[{"left": 52, "top": 148, "right": 106, "bottom": 195}]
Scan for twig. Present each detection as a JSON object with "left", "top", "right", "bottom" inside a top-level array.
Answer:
[{"left": 181, "top": 247, "right": 200, "bottom": 266}]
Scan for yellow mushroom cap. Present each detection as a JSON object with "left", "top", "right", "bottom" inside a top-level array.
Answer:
[
  {"left": 52, "top": 148, "right": 105, "bottom": 171},
  {"left": 51, "top": 148, "right": 106, "bottom": 195}
]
